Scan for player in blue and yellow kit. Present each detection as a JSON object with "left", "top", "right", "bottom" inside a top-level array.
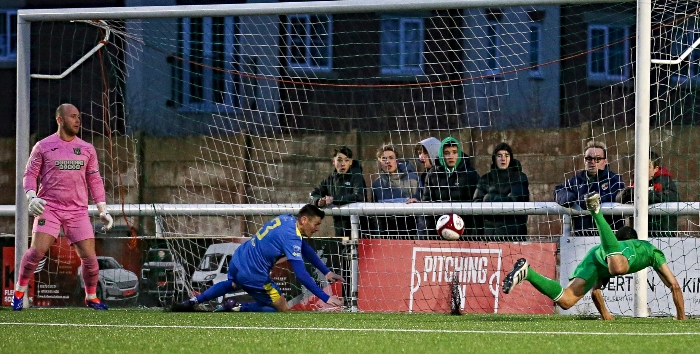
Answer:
[
  {"left": 502, "top": 193, "right": 686, "bottom": 320},
  {"left": 172, "top": 204, "right": 343, "bottom": 312}
]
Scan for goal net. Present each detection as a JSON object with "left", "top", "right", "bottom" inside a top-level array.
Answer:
[{"left": 16, "top": 0, "right": 700, "bottom": 315}]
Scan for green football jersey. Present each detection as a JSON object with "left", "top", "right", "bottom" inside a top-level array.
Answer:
[{"left": 593, "top": 239, "right": 667, "bottom": 273}]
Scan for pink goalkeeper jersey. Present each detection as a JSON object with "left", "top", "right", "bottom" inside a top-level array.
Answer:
[{"left": 23, "top": 133, "right": 106, "bottom": 212}]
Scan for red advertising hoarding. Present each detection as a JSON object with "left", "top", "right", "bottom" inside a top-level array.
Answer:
[{"left": 358, "top": 239, "right": 557, "bottom": 314}]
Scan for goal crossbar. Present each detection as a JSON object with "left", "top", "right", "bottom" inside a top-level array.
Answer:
[
  {"left": 17, "top": 0, "right": 633, "bottom": 21},
  {"left": 4, "top": 202, "right": 699, "bottom": 217}
]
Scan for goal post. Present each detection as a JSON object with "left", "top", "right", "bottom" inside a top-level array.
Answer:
[
  {"left": 633, "top": 0, "right": 651, "bottom": 319},
  {"left": 14, "top": 0, "right": 700, "bottom": 315}
]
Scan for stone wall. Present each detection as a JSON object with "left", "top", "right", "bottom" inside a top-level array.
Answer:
[{"left": 2, "top": 125, "right": 699, "bottom": 238}]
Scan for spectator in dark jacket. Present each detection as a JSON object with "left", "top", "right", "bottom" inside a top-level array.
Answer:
[
  {"left": 371, "top": 144, "right": 422, "bottom": 235},
  {"left": 616, "top": 151, "right": 679, "bottom": 236},
  {"left": 310, "top": 146, "right": 366, "bottom": 236},
  {"left": 414, "top": 137, "right": 441, "bottom": 237},
  {"left": 415, "top": 137, "right": 441, "bottom": 191},
  {"left": 422, "top": 137, "right": 480, "bottom": 237},
  {"left": 473, "top": 142, "right": 530, "bottom": 240},
  {"left": 554, "top": 140, "right": 625, "bottom": 236}
]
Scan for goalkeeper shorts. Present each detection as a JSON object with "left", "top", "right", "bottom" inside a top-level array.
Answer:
[{"left": 33, "top": 205, "right": 94, "bottom": 244}]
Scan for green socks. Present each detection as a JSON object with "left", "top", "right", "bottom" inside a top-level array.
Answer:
[
  {"left": 526, "top": 267, "right": 564, "bottom": 301},
  {"left": 591, "top": 209, "right": 622, "bottom": 256}
]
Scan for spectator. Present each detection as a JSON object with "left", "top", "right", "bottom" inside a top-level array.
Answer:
[
  {"left": 371, "top": 144, "right": 421, "bottom": 235},
  {"left": 422, "top": 137, "right": 480, "bottom": 237},
  {"left": 415, "top": 137, "right": 441, "bottom": 189},
  {"left": 554, "top": 140, "right": 625, "bottom": 236},
  {"left": 616, "top": 151, "right": 679, "bottom": 236},
  {"left": 310, "top": 146, "right": 367, "bottom": 236},
  {"left": 473, "top": 142, "right": 530, "bottom": 240},
  {"left": 414, "top": 137, "right": 441, "bottom": 237}
]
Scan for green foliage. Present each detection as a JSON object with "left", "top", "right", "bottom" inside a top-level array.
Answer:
[{"left": 1, "top": 309, "right": 698, "bottom": 354}]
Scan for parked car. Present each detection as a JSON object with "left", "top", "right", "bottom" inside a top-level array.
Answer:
[
  {"left": 77, "top": 256, "right": 139, "bottom": 304},
  {"left": 139, "top": 248, "right": 186, "bottom": 306}
]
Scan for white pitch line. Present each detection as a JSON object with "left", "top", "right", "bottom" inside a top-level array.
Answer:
[{"left": 1, "top": 322, "right": 699, "bottom": 336}]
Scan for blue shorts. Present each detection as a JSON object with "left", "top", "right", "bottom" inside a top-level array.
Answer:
[{"left": 228, "top": 262, "right": 283, "bottom": 306}]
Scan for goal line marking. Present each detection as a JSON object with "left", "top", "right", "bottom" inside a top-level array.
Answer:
[{"left": 1, "top": 322, "right": 699, "bottom": 336}]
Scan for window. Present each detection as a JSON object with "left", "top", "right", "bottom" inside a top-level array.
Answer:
[
  {"left": 380, "top": 17, "right": 424, "bottom": 75},
  {"left": 486, "top": 21, "right": 503, "bottom": 75},
  {"left": 0, "top": 10, "right": 17, "bottom": 61},
  {"left": 587, "top": 24, "right": 630, "bottom": 82},
  {"left": 176, "top": 17, "right": 239, "bottom": 111},
  {"left": 529, "top": 23, "right": 542, "bottom": 77},
  {"left": 285, "top": 14, "right": 332, "bottom": 71},
  {"left": 671, "top": 25, "right": 700, "bottom": 81}
]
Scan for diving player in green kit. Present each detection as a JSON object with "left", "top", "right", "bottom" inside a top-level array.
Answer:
[{"left": 502, "top": 192, "right": 686, "bottom": 320}]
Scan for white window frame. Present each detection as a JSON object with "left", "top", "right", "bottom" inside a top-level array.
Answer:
[
  {"left": 587, "top": 24, "right": 630, "bottom": 82},
  {"left": 380, "top": 17, "right": 425, "bottom": 75},
  {"left": 670, "top": 24, "right": 700, "bottom": 84},
  {"left": 0, "top": 10, "right": 17, "bottom": 62},
  {"left": 486, "top": 21, "right": 503, "bottom": 76},
  {"left": 285, "top": 14, "right": 333, "bottom": 71},
  {"left": 529, "top": 22, "right": 542, "bottom": 78},
  {"left": 180, "top": 17, "right": 239, "bottom": 112}
]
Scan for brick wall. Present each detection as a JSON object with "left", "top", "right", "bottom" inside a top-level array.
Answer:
[{"left": 3, "top": 125, "right": 699, "bottom": 237}]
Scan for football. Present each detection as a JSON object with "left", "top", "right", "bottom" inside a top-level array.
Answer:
[{"left": 436, "top": 214, "right": 465, "bottom": 240}]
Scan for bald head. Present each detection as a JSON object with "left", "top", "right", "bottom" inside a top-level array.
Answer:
[
  {"left": 56, "top": 103, "right": 78, "bottom": 119},
  {"left": 55, "top": 103, "right": 82, "bottom": 139}
]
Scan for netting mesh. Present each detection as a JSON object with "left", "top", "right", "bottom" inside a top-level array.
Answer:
[{"left": 20, "top": 1, "right": 700, "bottom": 314}]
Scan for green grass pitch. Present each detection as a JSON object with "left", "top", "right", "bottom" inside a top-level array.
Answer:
[{"left": 1, "top": 308, "right": 698, "bottom": 354}]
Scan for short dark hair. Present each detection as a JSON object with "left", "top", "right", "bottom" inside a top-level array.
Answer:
[
  {"left": 297, "top": 204, "right": 325, "bottom": 220},
  {"left": 650, "top": 151, "right": 661, "bottom": 168},
  {"left": 615, "top": 226, "right": 638, "bottom": 241},
  {"left": 333, "top": 146, "right": 353, "bottom": 159}
]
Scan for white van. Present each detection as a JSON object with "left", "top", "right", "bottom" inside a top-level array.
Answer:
[{"left": 190, "top": 243, "right": 240, "bottom": 296}]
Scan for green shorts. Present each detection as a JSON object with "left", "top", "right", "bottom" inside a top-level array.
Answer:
[{"left": 570, "top": 245, "right": 636, "bottom": 293}]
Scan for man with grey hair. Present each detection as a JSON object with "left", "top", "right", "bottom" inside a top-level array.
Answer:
[{"left": 554, "top": 140, "right": 625, "bottom": 236}]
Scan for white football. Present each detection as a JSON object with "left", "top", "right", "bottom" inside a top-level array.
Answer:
[{"left": 436, "top": 214, "right": 465, "bottom": 240}]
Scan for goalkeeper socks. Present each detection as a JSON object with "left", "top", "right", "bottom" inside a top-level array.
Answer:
[
  {"left": 240, "top": 302, "right": 277, "bottom": 312},
  {"left": 525, "top": 267, "right": 564, "bottom": 301},
  {"left": 196, "top": 280, "right": 234, "bottom": 303},
  {"left": 591, "top": 210, "right": 622, "bottom": 256},
  {"left": 18, "top": 248, "right": 44, "bottom": 288},
  {"left": 81, "top": 256, "right": 100, "bottom": 295}
]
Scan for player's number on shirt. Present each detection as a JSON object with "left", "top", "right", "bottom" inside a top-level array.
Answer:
[{"left": 255, "top": 217, "right": 281, "bottom": 240}]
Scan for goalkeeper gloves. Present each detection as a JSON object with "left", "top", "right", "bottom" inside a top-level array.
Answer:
[
  {"left": 97, "top": 202, "right": 113, "bottom": 231},
  {"left": 26, "top": 190, "right": 46, "bottom": 216}
]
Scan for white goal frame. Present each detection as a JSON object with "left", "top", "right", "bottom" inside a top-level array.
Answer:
[{"left": 15, "top": 0, "right": 670, "bottom": 316}]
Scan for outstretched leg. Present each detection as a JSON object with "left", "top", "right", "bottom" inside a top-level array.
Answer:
[
  {"left": 502, "top": 258, "right": 563, "bottom": 301},
  {"left": 502, "top": 258, "right": 589, "bottom": 310},
  {"left": 585, "top": 193, "right": 628, "bottom": 275},
  {"left": 171, "top": 280, "right": 235, "bottom": 312}
]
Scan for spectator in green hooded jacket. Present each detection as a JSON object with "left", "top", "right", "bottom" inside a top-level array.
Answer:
[{"left": 421, "top": 137, "right": 480, "bottom": 237}]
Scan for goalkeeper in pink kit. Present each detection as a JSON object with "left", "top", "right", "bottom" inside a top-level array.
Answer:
[{"left": 14, "top": 103, "right": 114, "bottom": 311}]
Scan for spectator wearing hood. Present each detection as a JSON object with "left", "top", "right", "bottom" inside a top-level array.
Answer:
[
  {"left": 371, "top": 144, "right": 422, "bottom": 235},
  {"left": 554, "top": 140, "right": 625, "bottom": 236},
  {"left": 422, "top": 137, "right": 481, "bottom": 237},
  {"left": 616, "top": 151, "right": 679, "bottom": 236},
  {"left": 472, "top": 142, "right": 530, "bottom": 241},
  {"left": 415, "top": 137, "right": 441, "bottom": 189},
  {"left": 310, "top": 146, "right": 367, "bottom": 236}
]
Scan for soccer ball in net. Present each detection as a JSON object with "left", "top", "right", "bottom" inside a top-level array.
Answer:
[{"left": 436, "top": 214, "right": 465, "bottom": 241}]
